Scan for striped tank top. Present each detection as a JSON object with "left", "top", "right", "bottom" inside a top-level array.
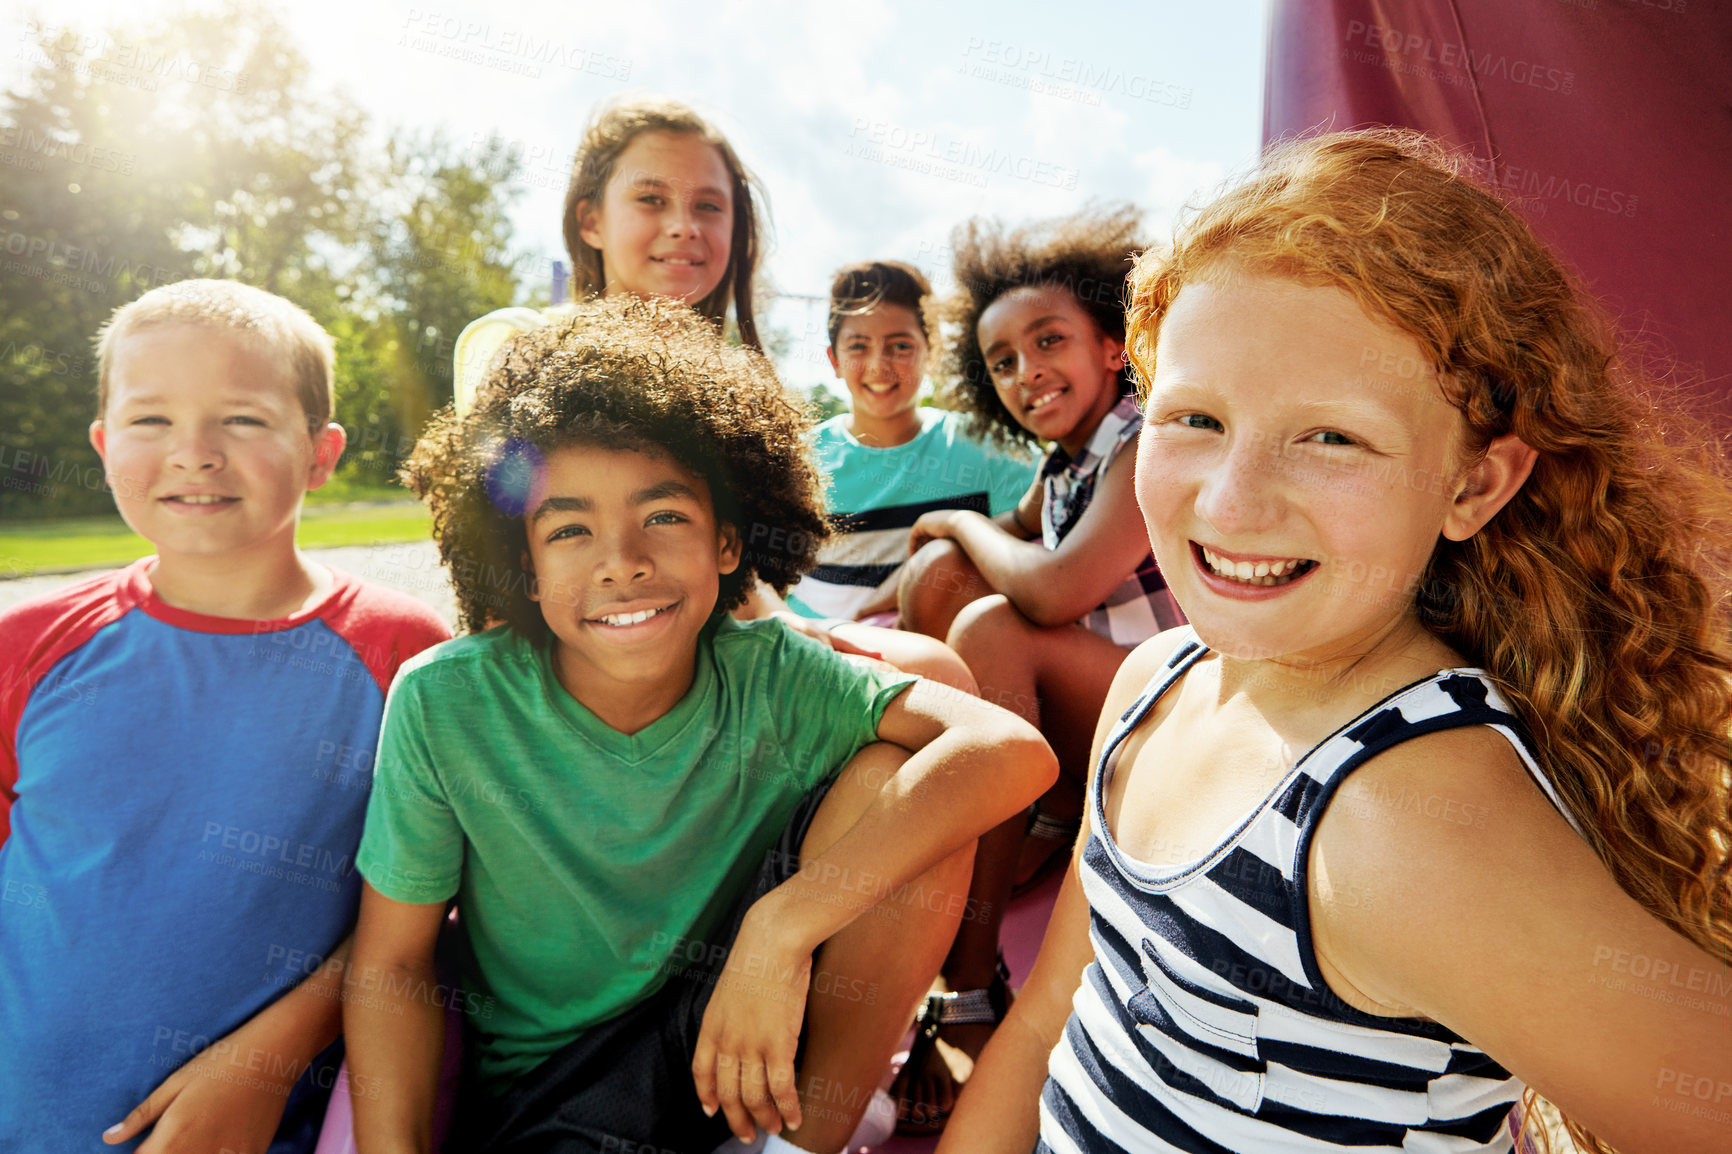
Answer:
[{"left": 1039, "top": 631, "right": 1583, "bottom": 1153}]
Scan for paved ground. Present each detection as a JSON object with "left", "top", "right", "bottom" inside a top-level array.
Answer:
[{"left": 0, "top": 540, "right": 460, "bottom": 625}]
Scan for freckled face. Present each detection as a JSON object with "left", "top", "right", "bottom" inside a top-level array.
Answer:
[
  {"left": 1134, "top": 270, "right": 1470, "bottom": 663},
  {"left": 577, "top": 130, "right": 734, "bottom": 305}
]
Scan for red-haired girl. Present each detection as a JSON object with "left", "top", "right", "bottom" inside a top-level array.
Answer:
[{"left": 943, "top": 130, "right": 1732, "bottom": 1154}]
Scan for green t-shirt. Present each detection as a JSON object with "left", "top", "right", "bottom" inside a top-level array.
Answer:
[{"left": 356, "top": 615, "right": 916, "bottom": 1088}]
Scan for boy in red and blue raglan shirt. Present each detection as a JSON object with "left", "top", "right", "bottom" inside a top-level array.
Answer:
[{"left": 0, "top": 280, "right": 449, "bottom": 1153}]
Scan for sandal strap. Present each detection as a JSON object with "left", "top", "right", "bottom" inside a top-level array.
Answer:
[
  {"left": 915, "top": 958, "right": 1013, "bottom": 1028},
  {"left": 1027, "top": 804, "right": 1082, "bottom": 842},
  {"left": 916, "top": 987, "right": 1000, "bottom": 1026}
]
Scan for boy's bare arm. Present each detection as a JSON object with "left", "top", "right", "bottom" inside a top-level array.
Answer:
[
  {"left": 102, "top": 937, "right": 354, "bottom": 1152},
  {"left": 691, "top": 680, "right": 1057, "bottom": 1130},
  {"left": 344, "top": 883, "right": 448, "bottom": 1154},
  {"left": 764, "top": 678, "right": 1055, "bottom": 947},
  {"left": 910, "top": 451, "right": 1148, "bottom": 626}
]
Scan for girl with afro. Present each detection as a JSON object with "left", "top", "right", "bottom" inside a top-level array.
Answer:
[{"left": 891, "top": 208, "right": 1184, "bottom": 1133}]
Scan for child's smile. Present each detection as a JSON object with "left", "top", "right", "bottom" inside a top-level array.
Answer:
[
  {"left": 829, "top": 303, "right": 927, "bottom": 445},
  {"left": 1191, "top": 542, "right": 1319, "bottom": 594},
  {"left": 525, "top": 444, "right": 740, "bottom": 733},
  {"left": 92, "top": 325, "right": 340, "bottom": 566},
  {"left": 977, "top": 285, "right": 1125, "bottom": 455},
  {"left": 1136, "top": 268, "right": 1477, "bottom": 662},
  {"left": 577, "top": 130, "right": 733, "bottom": 306}
]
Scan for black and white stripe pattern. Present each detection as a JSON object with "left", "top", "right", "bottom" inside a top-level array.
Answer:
[{"left": 1039, "top": 632, "right": 1581, "bottom": 1153}]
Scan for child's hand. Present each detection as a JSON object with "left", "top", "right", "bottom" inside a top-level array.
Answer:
[
  {"left": 907, "top": 509, "right": 960, "bottom": 555},
  {"left": 691, "top": 911, "right": 812, "bottom": 1143},
  {"left": 102, "top": 1034, "right": 299, "bottom": 1153},
  {"left": 771, "top": 610, "right": 884, "bottom": 659}
]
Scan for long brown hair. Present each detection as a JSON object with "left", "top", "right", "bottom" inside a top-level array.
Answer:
[
  {"left": 560, "top": 95, "right": 767, "bottom": 350},
  {"left": 1127, "top": 129, "right": 1732, "bottom": 1154}
]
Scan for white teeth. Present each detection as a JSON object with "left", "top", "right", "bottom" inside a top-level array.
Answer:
[
  {"left": 1200, "top": 547, "right": 1309, "bottom": 586},
  {"left": 172, "top": 495, "right": 228, "bottom": 504},
  {"left": 1026, "top": 390, "right": 1062, "bottom": 412},
  {"left": 597, "top": 606, "right": 666, "bottom": 626}
]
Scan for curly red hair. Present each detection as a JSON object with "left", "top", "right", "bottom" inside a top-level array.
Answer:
[{"left": 1127, "top": 129, "right": 1732, "bottom": 1154}]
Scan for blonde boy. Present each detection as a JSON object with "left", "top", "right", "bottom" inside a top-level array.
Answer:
[{"left": 0, "top": 280, "right": 448, "bottom": 1153}]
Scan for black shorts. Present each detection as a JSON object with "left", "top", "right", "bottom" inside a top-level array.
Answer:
[{"left": 451, "top": 780, "right": 834, "bottom": 1154}]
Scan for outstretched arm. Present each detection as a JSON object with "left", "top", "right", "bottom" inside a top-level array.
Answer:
[
  {"left": 1314, "top": 728, "right": 1732, "bottom": 1154},
  {"left": 735, "top": 580, "right": 885, "bottom": 658},
  {"left": 908, "top": 448, "right": 1148, "bottom": 627},
  {"left": 938, "top": 843, "right": 1094, "bottom": 1151},
  {"left": 103, "top": 936, "right": 352, "bottom": 1153}
]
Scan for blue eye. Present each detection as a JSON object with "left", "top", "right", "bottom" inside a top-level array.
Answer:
[
  {"left": 1309, "top": 430, "right": 1355, "bottom": 446},
  {"left": 1180, "top": 414, "right": 1222, "bottom": 431}
]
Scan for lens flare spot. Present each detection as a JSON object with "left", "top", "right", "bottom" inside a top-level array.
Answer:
[{"left": 486, "top": 439, "right": 545, "bottom": 517}]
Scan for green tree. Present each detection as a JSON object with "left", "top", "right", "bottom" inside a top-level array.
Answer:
[{"left": 0, "top": 3, "right": 534, "bottom": 517}]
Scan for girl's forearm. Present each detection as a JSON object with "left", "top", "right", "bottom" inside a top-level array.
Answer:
[
  {"left": 343, "top": 955, "right": 445, "bottom": 1154},
  {"left": 938, "top": 1006, "right": 1057, "bottom": 1151},
  {"left": 945, "top": 511, "right": 1060, "bottom": 613}
]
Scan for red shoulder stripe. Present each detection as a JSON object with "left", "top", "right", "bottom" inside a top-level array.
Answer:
[{"left": 0, "top": 561, "right": 149, "bottom": 844}]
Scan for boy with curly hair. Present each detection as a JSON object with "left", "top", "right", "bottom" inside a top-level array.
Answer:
[{"left": 343, "top": 297, "right": 1055, "bottom": 1154}]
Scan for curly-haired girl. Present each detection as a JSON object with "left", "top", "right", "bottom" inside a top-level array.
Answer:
[
  {"left": 943, "top": 130, "right": 1732, "bottom": 1153},
  {"left": 344, "top": 297, "right": 1057, "bottom": 1154},
  {"left": 891, "top": 209, "right": 1185, "bottom": 1133}
]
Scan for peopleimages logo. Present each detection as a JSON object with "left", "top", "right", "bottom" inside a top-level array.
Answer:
[{"left": 1342, "top": 20, "right": 1575, "bottom": 95}]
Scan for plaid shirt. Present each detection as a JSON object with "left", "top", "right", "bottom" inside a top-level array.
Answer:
[{"left": 1039, "top": 392, "right": 1184, "bottom": 646}]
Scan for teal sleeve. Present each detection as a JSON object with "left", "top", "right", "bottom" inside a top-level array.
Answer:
[
  {"left": 356, "top": 669, "right": 466, "bottom": 904},
  {"left": 988, "top": 447, "right": 1040, "bottom": 517},
  {"left": 775, "top": 625, "right": 918, "bottom": 791}
]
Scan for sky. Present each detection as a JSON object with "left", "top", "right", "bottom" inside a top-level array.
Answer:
[{"left": 1, "top": 0, "right": 1269, "bottom": 395}]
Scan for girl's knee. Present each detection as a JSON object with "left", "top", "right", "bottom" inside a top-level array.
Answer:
[
  {"left": 947, "top": 594, "right": 1027, "bottom": 655},
  {"left": 899, "top": 540, "right": 984, "bottom": 631}
]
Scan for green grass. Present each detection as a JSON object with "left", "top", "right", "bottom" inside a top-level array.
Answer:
[{"left": 0, "top": 500, "right": 432, "bottom": 577}]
